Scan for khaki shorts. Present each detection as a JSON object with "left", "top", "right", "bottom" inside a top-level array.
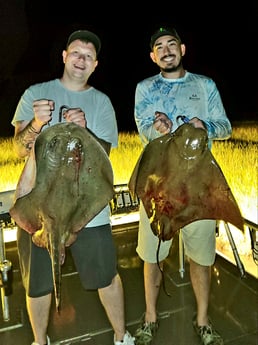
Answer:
[{"left": 136, "top": 203, "right": 216, "bottom": 266}]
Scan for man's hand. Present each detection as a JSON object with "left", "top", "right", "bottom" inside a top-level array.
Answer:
[
  {"left": 189, "top": 117, "right": 207, "bottom": 130},
  {"left": 154, "top": 111, "right": 173, "bottom": 134},
  {"left": 33, "top": 99, "right": 55, "bottom": 131},
  {"left": 63, "top": 108, "right": 86, "bottom": 128}
]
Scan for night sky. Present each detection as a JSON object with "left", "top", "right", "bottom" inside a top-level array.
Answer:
[{"left": 0, "top": 1, "right": 257, "bottom": 137}]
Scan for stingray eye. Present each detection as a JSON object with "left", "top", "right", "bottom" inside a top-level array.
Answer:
[
  {"left": 67, "top": 138, "right": 81, "bottom": 151},
  {"left": 66, "top": 138, "right": 83, "bottom": 164},
  {"left": 190, "top": 138, "right": 199, "bottom": 150},
  {"left": 45, "top": 136, "right": 65, "bottom": 169},
  {"left": 182, "top": 136, "right": 204, "bottom": 160},
  {"left": 47, "top": 136, "right": 59, "bottom": 150}
]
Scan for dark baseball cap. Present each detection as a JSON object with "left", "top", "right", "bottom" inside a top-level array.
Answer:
[
  {"left": 66, "top": 30, "right": 101, "bottom": 55},
  {"left": 150, "top": 27, "right": 181, "bottom": 50}
]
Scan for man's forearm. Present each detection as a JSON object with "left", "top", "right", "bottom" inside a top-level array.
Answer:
[{"left": 13, "top": 120, "right": 41, "bottom": 157}]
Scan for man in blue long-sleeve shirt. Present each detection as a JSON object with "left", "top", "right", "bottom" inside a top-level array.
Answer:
[{"left": 133, "top": 26, "right": 231, "bottom": 345}]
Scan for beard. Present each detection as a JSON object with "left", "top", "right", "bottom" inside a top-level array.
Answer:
[{"left": 160, "top": 58, "right": 183, "bottom": 73}]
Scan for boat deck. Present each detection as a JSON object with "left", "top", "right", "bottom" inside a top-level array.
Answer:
[{"left": 0, "top": 220, "right": 257, "bottom": 345}]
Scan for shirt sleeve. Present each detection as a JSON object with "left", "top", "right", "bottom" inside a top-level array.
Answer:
[
  {"left": 201, "top": 78, "right": 232, "bottom": 140},
  {"left": 134, "top": 80, "right": 162, "bottom": 146},
  {"left": 11, "top": 87, "right": 36, "bottom": 126},
  {"left": 88, "top": 92, "right": 118, "bottom": 148}
]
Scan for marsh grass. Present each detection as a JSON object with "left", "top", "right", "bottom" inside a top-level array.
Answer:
[
  {"left": 0, "top": 137, "right": 25, "bottom": 191},
  {"left": 211, "top": 137, "right": 257, "bottom": 222},
  {"left": 110, "top": 132, "right": 142, "bottom": 185}
]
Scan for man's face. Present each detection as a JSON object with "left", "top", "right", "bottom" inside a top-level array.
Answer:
[
  {"left": 150, "top": 35, "right": 185, "bottom": 73},
  {"left": 62, "top": 39, "right": 98, "bottom": 80}
]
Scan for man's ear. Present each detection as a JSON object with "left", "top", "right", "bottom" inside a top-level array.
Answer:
[
  {"left": 62, "top": 50, "right": 67, "bottom": 63},
  {"left": 181, "top": 44, "right": 186, "bottom": 57},
  {"left": 150, "top": 51, "right": 157, "bottom": 63}
]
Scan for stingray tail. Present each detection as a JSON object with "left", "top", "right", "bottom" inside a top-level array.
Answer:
[
  {"left": 156, "top": 238, "right": 171, "bottom": 297},
  {"left": 49, "top": 231, "right": 62, "bottom": 311}
]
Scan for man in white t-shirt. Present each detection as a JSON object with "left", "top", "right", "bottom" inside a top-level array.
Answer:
[{"left": 11, "top": 29, "right": 135, "bottom": 345}]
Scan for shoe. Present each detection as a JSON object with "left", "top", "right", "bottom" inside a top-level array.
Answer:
[
  {"left": 192, "top": 314, "right": 224, "bottom": 345},
  {"left": 114, "top": 330, "right": 135, "bottom": 345},
  {"left": 32, "top": 335, "right": 50, "bottom": 345},
  {"left": 134, "top": 314, "right": 159, "bottom": 345}
]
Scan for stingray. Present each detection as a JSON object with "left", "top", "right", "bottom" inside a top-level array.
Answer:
[
  {"left": 129, "top": 123, "right": 244, "bottom": 241},
  {"left": 9, "top": 122, "right": 114, "bottom": 310}
]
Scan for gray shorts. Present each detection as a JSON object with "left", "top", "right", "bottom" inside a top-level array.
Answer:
[
  {"left": 17, "top": 224, "right": 118, "bottom": 297},
  {"left": 136, "top": 203, "right": 217, "bottom": 266}
]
